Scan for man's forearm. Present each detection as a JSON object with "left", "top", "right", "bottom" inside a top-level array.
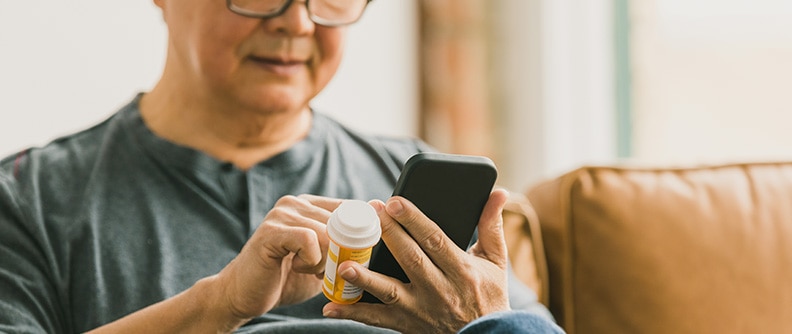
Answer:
[{"left": 86, "top": 275, "right": 248, "bottom": 334}]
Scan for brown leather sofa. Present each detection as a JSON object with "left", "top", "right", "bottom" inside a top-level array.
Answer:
[{"left": 505, "top": 162, "right": 792, "bottom": 334}]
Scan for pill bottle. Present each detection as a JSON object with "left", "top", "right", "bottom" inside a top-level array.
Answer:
[{"left": 322, "top": 200, "right": 382, "bottom": 304}]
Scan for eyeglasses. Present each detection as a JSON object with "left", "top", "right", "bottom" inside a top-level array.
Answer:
[{"left": 226, "top": 0, "right": 372, "bottom": 27}]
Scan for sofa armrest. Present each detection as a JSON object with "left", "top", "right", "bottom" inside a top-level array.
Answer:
[{"left": 502, "top": 191, "right": 550, "bottom": 307}]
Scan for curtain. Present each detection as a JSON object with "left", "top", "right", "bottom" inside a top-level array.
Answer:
[{"left": 418, "top": 0, "right": 495, "bottom": 158}]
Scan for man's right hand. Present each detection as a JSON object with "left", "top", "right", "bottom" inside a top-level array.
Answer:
[
  {"left": 88, "top": 194, "right": 344, "bottom": 333},
  {"left": 213, "top": 194, "right": 343, "bottom": 321}
]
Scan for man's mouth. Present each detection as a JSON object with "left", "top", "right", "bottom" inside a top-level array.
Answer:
[{"left": 248, "top": 56, "right": 308, "bottom": 76}]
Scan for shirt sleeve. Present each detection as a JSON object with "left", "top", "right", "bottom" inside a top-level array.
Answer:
[{"left": 0, "top": 173, "right": 66, "bottom": 333}]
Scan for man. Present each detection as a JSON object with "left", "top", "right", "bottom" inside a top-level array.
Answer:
[{"left": 0, "top": 0, "right": 562, "bottom": 332}]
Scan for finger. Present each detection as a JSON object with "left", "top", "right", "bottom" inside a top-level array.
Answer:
[
  {"left": 269, "top": 195, "right": 333, "bottom": 225},
  {"left": 371, "top": 200, "right": 442, "bottom": 282},
  {"left": 385, "top": 196, "right": 466, "bottom": 270},
  {"left": 334, "top": 260, "right": 411, "bottom": 306},
  {"left": 322, "top": 302, "right": 389, "bottom": 325},
  {"left": 468, "top": 189, "right": 510, "bottom": 268},
  {"left": 265, "top": 195, "right": 333, "bottom": 245},
  {"left": 322, "top": 260, "right": 415, "bottom": 332},
  {"left": 266, "top": 225, "right": 324, "bottom": 273},
  {"left": 296, "top": 194, "right": 345, "bottom": 214},
  {"left": 322, "top": 300, "right": 398, "bottom": 330}
]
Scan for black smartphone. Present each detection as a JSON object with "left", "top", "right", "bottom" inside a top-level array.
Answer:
[{"left": 360, "top": 152, "right": 498, "bottom": 303}]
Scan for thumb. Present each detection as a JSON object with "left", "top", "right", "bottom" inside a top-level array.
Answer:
[{"left": 470, "top": 189, "right": 509, "bottom": 268}]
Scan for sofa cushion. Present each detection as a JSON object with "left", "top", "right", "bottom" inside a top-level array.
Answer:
[{"left": 527, "top": 163, "right": 792, "bottom": 334}]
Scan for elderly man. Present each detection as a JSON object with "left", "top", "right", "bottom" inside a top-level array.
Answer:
[{"left": 0, "top": 0, "right": 562, "bottom": 333}]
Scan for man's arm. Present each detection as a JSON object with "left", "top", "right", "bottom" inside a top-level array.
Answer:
[
  {"left": 0, "top": 177, "right": 65, "bottom": 333},
  {"left": 86, "top": 276, "right": 244, "bottom": 333}
]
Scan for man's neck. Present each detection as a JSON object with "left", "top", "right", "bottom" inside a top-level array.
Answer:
[{"left": 139, "top": 86, "right": 312, "bottom": 171}]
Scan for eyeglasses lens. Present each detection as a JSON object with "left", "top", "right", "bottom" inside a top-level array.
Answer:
[{"left": 228, "top": 0, "right": 369, "bottom": 26}]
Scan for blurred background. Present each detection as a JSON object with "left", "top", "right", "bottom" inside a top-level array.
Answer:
[{"left": 1, "top": 0, "right": 791, "bottom": 193}]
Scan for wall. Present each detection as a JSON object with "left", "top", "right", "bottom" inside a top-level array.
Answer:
[
  {"left": 631, "top": 0, "right": 792, "bottom": 164},
  {"left": 492, "top": 0, "right": 617, "bottom": 190},
  {"left": 0, "top": 1, "right": 417, "bottom": 157}
]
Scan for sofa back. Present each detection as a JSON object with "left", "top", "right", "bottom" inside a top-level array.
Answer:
[{"left": 527, "top": 163, "right": 792, "bottom": 334}]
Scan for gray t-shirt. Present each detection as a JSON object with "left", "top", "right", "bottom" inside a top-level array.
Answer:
[{"left": 0, "top": 95, "right": 549, "bottom": 333}]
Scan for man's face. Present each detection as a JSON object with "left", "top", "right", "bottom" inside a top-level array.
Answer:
[{"left": 156, "top": 0, "right": 346, "bottom": 114}]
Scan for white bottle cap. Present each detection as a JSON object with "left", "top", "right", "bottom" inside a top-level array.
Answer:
[{"left": 327, "top": 200, "right": 382, "bottom": 249}]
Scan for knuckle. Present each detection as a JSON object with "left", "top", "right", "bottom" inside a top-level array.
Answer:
[
  {"left": 456, "top": 262, "right": 488, "bottom": 286},
  {"left": 420, "top": 230, "right": 448, "bottom": 253},
  {"left": 296, "top": 194, "right": 315, "bottom": 202},
  {"left": 265, "top": 205, "right": 302, "bottom": 224},
  {"left": 400, "top": 248, "right": 425, "bottom": 268},
  {"left": 379, "top": 285, "right": 401, "bottom": 305},
  {"left": 276, "top": 195, "right": 301, "bottom": 206},
  {"left": 293, "top": 227, "right": 318, "bottom": 244},
  {"left": 462, "top": 271, "right": 484, "bottom": 288},
  {"left": 265, "top": 205, "right": 289, "bottom": 219}
]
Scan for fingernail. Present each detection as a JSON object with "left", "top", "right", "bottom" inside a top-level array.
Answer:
[
  {"left": 387, "top": 199, "right": 404, "bottom": 215},
  {"left": 339, "top": 266, "right": 358, "bottom": 281},
  {"left": 368, "top": 200, "right": 384, "bottom": 213},
  {"left": 323, "top": 309, "right": 338, "bottom": 318}
]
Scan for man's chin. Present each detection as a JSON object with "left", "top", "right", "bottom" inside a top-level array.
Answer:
[{"left": 235, "top": 91, "right": 309, "bottom": 116}]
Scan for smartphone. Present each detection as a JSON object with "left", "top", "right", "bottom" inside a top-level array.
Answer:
[{"left": 360, "top": 152, "right": 498, "bottom": 303}]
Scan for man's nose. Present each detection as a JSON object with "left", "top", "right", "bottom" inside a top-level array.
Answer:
[{"left": 270, "top": 0, "right": 315, "bottom": 35}]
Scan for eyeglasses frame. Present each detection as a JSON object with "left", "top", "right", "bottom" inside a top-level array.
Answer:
[{"left": 225, "top": 0, "right": 373, "bottom": 27}]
